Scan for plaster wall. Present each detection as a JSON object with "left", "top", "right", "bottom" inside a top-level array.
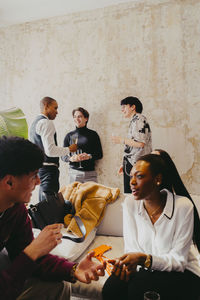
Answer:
[{"left": 0, "top": 0, "right": 200, "bottom": 204}]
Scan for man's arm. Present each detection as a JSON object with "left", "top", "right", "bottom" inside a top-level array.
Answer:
[
  {"left": 61, "top": 133, "right": 71, "bottom": 162},
  {"left": 37, "top": 119, "right": 76, "bottom": 157},
  {"left": 0, "top": 225, "right": 74, "bottom": 300},
  {"left": 0, "top": 205, "right": 106, "bottom": 299},
  {"left": 111, "top": 136, "right": 145, "bottom": 148},
  {"left": 0, "top": 206, "right": 74, "bottom": 300},
  {"left": 24, "top": 225, "right": 106, "bottom": 283},
  {"left": 0, "top": 251, "right": 38, "bottom": 300},
  {"left": 89, "top": 132, "right": 103, "bottom": 161},
  {"left": 0, "top": 204, "right": 41, "bottom": 300}
]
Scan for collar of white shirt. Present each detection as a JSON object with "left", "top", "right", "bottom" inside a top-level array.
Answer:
[{"left": 138, "top": 189, "right": 175, "bottom": 220}]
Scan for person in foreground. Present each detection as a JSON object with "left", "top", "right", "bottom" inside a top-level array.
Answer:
[
  {"left": 111, "top": 96, "right": 152, "bottom": 193},
  {"left": 30, "top": 96, "right": 77, "bottom": 201},
  {"left": 0, "top": 136, "right": 106, "bottom": 300},
  {"left": 62, "top": 107, "right": 103, "bottom": 183},
  {"left": 102, "top": 154, "right": 200, "bottom": 300}
]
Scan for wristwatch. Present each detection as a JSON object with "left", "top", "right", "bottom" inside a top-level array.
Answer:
[
  {"left": 144, "top": 254, "right": 152, "bottom": 269},
  {"left": 70, "top": 263, "right": 78, "bottom": 283}
]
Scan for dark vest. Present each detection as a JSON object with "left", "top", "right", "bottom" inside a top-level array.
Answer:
[{"left": 30, "top": 115, "right": 59, "bottom": 166}]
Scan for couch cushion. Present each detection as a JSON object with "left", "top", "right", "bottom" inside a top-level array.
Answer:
[
  {"left": 33, "top": 228, "right": 97, "bottom": 261},
  {"left": 96, "top": 193, "right": 124, "bottom": 237},
  {"left": 71, "top": 235, "right": 124, "bottom": 299}
]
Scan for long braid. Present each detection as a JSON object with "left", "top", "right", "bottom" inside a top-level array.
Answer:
[{"left": 155, "top": 149, "right": 200, "bottom": 252}]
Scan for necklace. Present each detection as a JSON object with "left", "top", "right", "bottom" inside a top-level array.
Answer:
[
  {"left": 149, "top": 204, "right": 163, "bottom": 219},
  {"left": 144, "top": 193, "right": 166, "bottom": 220},
  {"left": 144, "top": 202, "right": 163, "bottom": 219}
]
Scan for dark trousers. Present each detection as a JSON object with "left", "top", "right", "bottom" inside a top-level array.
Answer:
[
  {"left": 38, "top": 166, "right": 60, "bottom": 202},
  {"left": 102, "top": 269, "right": 200, "bottom": 300},
  {"left": 123, "top": 157, "right": 133, "bottom": 193}
]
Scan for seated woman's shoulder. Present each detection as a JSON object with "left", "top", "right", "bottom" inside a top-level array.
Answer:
[{"left": 175, "top": 194, "right": 194, "bottom": 210}]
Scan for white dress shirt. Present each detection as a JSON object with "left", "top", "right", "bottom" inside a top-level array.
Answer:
[
  {"left": 36, "top": 114, "right": 69, "bottom": 157},
  {"left": 123, "top": 189, "right": 200, "bottom": 276}
]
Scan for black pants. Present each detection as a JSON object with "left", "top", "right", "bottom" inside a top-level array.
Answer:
[
  {"left": 123, "top": 157, "right": 133, "bottom": 193},
  {"left": 102, "top": 269, "right": 200, "bottom": 300},
  {"left": 38, "top": 166, "right": 60, "bottom": 202}
]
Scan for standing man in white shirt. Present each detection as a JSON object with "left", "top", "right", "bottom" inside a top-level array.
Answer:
[{"left": 30, "top": 97, "right": 77, "bottom": 201}]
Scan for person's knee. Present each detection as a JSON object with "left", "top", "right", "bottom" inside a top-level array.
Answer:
[
  {"left": 102, "top": 275, "right": 128, "bottom": 300},
  {"left": 17, "top": 278, "right": 71, "bottom": 300},
  {"left": 53, "top": 280, "right": 71, "bottom": 300}
]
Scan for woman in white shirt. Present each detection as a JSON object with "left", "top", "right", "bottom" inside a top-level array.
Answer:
[{"left": 102, "top": 154, "right": 200, "bottom": 300}]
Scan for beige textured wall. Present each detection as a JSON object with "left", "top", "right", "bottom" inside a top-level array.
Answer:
[{"left": 0, "top": 0, "right": 200, "bottom": 203}]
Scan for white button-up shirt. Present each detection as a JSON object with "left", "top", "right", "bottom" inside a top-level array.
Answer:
[
  {"left": 36, "top": 114, "right": 69, "bottom": 157},
  {"left": 123, "top": 189, "right": 200, "bottom": 276}
]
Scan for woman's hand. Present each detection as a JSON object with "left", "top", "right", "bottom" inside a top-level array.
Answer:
[
  {"left": 118, "top": 252, "right": 146, "bottom": 271},
  {"left": 108, "top": 259, "right": 135, "bottom": 281},
  {"left": 69, "top": 154, "right": 79, "bottom": 162},
  {"left": 69, "top": 153, "right": 91, "bottom": 162},
  {"left": 78, "top": 153, "right": 91, "bottom": 161},
  {"left": 107, "top": 252, "right": 146, "bottom": 281}
]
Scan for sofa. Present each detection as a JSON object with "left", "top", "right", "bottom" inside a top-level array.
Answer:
[
  {"left": 70, "top": 192, "right": 125, "bottom": 300},
  {"left": 0, "top": 192, "right": 199, "bottom": 299},
  {"left": 30, "top": 191, "right": 125, "bottom": 300},
  {"left": 69, "top": 193, "right": 200, "bottom": 300}
]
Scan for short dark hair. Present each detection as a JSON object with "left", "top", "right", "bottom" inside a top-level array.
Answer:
[
  {"left": 40, "top": 97, "right": 56, "bottom": 111},
  {"left": 120, "top": 97, "right": 143, "bottom": 113},
  {"left": 0, "top": 136, "right": 44, "bottom": 179},
  {"left": 72, "top": 107, "right": 89, "bottom": 124}
]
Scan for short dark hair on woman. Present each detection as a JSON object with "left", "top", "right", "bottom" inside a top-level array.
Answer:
[
  {"left": 120, "top": 97, "right": 143, "bottom": 113},
  {"left": 72, "top": 107, "right": 89, "bottom": 123},
  {"left": 0, "top": 136, "right": 44, "bottom": 179}
]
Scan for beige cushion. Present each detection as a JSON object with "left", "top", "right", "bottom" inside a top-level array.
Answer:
[
  {"left": 33, "top": 228, "right": 97, "bottom": 261},
  {"left": 96, "top": 193, "right": 124, "bottom": 237}
]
